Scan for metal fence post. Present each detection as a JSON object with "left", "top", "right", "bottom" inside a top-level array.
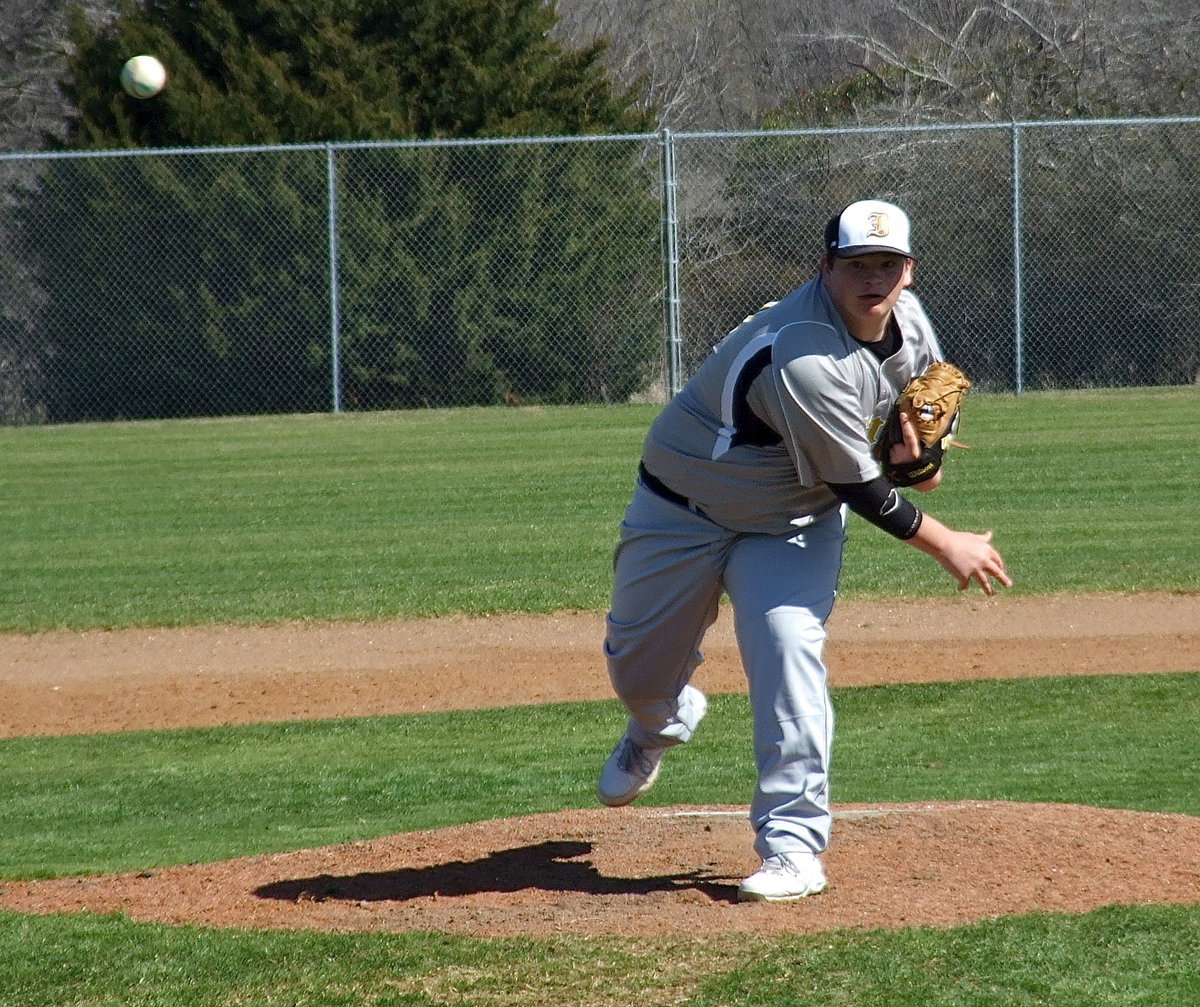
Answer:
[
  {"left": 1010, "top": 122, "right": 1025, "bottom": 395},
  {"left": 326, "top": 143, "right": 343, "bottom": 414},
  {"left": 658, "top": 127, "right": 683, "bottom": 398}
]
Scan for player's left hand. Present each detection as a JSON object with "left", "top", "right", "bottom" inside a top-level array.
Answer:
[
  {"left": 912, "top": 517, "right": 1013, "bottom": 596},
  {"left": 937, "top": 528, "right": 1012, "bottom": 596},
  {"left": 889, "top": 412, "right": 942, "bottom": 491}
]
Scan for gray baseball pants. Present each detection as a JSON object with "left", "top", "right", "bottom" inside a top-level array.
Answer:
[{"left": 604, "top": 482, "right": 846, "bottom": 858}]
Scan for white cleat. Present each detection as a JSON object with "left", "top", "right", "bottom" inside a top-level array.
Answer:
[
  {"left": 737, "top": 852, "right": 828, "bottom": 902},
  {"left": 597, "top": 736, "right": 667, "bottom": 807},
  {"left": 598, "top": 686, "right": 707, "bottom": 807}
]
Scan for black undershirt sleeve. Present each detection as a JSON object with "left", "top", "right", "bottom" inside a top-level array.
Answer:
[{"left": 826, "top": 477, "right": 923, "bottom": 540}]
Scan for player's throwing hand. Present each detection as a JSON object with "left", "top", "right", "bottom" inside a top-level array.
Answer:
[{"left": 913, "top": 519, "right": 1012, "bottom": 596}]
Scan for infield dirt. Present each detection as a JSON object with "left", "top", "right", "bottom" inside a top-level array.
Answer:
[{"left": 2, "top": 591, "right": 1198, "bottom": 936}]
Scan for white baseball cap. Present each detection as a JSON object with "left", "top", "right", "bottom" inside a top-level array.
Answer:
[{"left": 824, "top": 199, "right": 913, "bottom": 258}]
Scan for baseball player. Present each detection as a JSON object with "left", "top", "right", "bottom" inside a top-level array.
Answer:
[{"left": 597, "top": 199, "right": 1011, "bottom": 901}]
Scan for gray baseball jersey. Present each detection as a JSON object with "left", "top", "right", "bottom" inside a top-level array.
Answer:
[{"left": 641, "top": 278, "right": 943, "bottom": 534}]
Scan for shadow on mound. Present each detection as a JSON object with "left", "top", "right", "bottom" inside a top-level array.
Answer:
[{"left": 254, "top": 838, "right": 739, "bottom": 904}]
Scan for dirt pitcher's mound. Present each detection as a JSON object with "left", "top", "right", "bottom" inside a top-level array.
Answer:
[{"left": 4, "top": 802, "right": 1199, "bottom": 937}]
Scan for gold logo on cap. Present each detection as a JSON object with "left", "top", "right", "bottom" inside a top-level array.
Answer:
[{"left": 867, "top": 212, "right": 890, "bottom": 238}]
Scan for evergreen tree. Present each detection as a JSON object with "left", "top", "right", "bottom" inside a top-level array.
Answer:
[
  {"left": 65, "top": 0, "right": 650, "bottom": 148},
  {"left": 12, "top": 1, "right": 661, "bottom": 422}
]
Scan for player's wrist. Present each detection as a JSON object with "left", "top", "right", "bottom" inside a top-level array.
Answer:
[{"left": 908, "top": 513, "right": 953, "bottom": 554}]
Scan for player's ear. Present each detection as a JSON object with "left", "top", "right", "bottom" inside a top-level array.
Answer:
[{"left": 902, "top": 257, "right": 916, "bottom": 287}]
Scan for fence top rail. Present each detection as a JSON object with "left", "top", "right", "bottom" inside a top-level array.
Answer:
[
  {"left": 673, "top": 114, "right": 1200, "bottom": 142},
  {"left": 0, "top": 131, "right": 662, "bottom": 163},
  {"left": 3, "top": 114, "right": 1200, "bottom": 163}
]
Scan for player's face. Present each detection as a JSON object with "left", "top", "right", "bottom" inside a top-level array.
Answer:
[{"left": 823, "top": 253, "right": 915, "bottom": 341}]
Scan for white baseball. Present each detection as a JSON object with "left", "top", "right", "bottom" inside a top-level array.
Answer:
[{"left": 120, "top": 55, "right": 167, "bottom": 99}]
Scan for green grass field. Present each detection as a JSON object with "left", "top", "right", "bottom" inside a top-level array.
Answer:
[
  {"left": 1, "top": 387, "right": 1198, "bottom": 1006},
  {"left": 1, "top": 387, "right": 1196, "bottom": 631}
]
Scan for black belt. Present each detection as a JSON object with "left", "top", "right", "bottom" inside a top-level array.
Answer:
[{"left": 638, "top": 461, "right": 704, "bottom": 515}]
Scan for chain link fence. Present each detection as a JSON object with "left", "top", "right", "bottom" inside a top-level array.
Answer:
[{"left": 2, "top": 117, "right": 1198, "bottom": 425}]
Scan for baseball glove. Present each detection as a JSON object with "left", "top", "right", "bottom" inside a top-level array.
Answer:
[{"left": 874, "top": 361, "right": 971, "bottom": 486}]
